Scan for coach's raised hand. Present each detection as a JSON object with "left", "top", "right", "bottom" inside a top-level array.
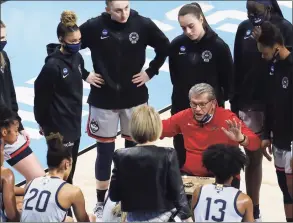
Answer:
[
  {"left": 222, "top": 118, "right": 248, "bottom": 146},
  {"left": 86, "top": 72, "right": 105, "bottom": 88}
]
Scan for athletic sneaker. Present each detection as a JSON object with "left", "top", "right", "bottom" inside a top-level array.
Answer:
[
  {"left": 93, "top": 202, "right": 104, "bottom": 222},
  {"left": 255, "top": 215, "right": 262, "bottom": 222}
]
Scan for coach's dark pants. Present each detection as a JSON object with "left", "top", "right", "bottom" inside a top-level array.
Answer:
[
  {"left": 173, "top": 134, "right": 186, "bottom": 168},
  {"left": 171, "top": 107, "right": 187, "bottom": 168}
]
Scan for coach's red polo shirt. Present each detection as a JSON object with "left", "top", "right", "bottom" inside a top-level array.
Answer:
[{"left": 161, "top": 107, "right": 261, "bottom": 176}]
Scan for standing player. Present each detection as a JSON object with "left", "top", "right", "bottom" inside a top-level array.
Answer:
[
  {"left": 79, "top": 0, "right": 170, "bottom": 219},
  {"left": 231, "top": 0, "right": 293, "bottom": 220},
  {"left": 0, "top": 105, "right": 21, "bottom": 222},
  {"left": 257, "top": 21, "right": 293, "bottom": 222},
  {"left": 192, "top": 144, "right": 254, "bottom": 222},
  {"left": 21, "top": 133, "right": 95, "bottom": 222},
  {"left": 34, "top": 11, "right": 95, "bottom": 185},
  {"left": 0, "top": 21, "right": 44, "bottom": 182},
  {"left": 169, "top": 2, "right": 233, "bottom": 167},
  {"left": 34, "top": 10, "right": 98, "bottom": 217}
]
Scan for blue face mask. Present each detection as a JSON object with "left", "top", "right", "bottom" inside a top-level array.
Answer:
[
  {"left": 64, "top": 42, "right": 81, "bottom": 54},
  {"left": 0, "top": 41, "right": 7, "bottom": 51}
]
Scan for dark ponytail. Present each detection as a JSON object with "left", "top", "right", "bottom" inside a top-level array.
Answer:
[
  {"left": 178, "top": 2, "right": 211, "bottom": 30},
  {"left": 46, "top": 132, "right": 72, "bottom": 169}
]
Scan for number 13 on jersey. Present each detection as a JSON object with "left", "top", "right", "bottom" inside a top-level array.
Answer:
[{"left": 205, "top": 197, "right": 227, "bottom": 222}]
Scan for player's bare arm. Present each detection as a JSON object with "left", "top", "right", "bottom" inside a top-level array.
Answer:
[
  {"left": 14, "top": 186, "right": 25, "bottom": 196},
  {"left": 237, "top": 192, "right": 254, "bottom": 222},
  {"left": 191, "top": 185, "right": 202, "bottom": 218},
  {"left": 71, "top": 186, "right": 91, "bottom": 222},
  {"left": 1, "top": 167, "right": 20, "bottom": 222},
  {"left": 56, "top": 184, "right": 90, "bottom": 222}
]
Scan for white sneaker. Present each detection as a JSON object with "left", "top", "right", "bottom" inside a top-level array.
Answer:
[{"left": 93, "top": 202, "right": 104, "bottom": 222}]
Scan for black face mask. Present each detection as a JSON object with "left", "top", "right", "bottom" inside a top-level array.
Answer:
[
  {"left": 0, "top": 41, "right": 7, "bottom": 51},
  {"left": 272, "top": 48, "right": 280, "bottom": 61},
  {"left": 248, "top": 13, "right": 266, "bottom": 26}
]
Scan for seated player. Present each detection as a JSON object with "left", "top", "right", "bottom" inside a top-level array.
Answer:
[
  {"left": 0, "top": 105, "right": 21, "bottom": 222},
  {"left": 192, "top": 144, "right": 254, "bottom": 222},
  {"left": 21, "top": 133, "right": 95, "bottom": 222}
]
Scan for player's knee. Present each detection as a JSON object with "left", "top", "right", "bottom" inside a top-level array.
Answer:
[
  {"left": 276, "top": 170, "right": 293, "bottom": 204},
  {"left": 95, "top": 142, "right": 115, "bottom": 181}
]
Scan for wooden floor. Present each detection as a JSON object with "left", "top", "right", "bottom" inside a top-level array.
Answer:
[{"left": 72, "top": 109, "right": 286, "bottom": 222}]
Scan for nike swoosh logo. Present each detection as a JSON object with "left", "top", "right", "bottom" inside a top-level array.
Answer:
[
  {"left": 244, "top": 35, "right": 254, "bottom": 40},
  {"left": 101, "top": 36, "right": 109, "bottom": 39},
  {"left": 63, "top": 74, "right": 69, "bottom": 78}
]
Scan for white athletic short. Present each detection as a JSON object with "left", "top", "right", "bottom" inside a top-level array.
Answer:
[
  {"left": 4, "top": 134, "right": 31, "bottom": 166},
  {"left": 238, "top": 110, "right": 264, "bottom": 135},
  {"left": 86, "top": 105, "right": 143, "bottom": 142},
  {"left": 273, "top": 145, "right": 292, "bottom": 174}
]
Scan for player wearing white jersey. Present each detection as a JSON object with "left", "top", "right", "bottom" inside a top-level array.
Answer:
[
  {"left": 0, "top": 106, "right": 21, "bottom": 222},
  {"left": 21, "top": 133, "right": 95, "bottom": 222},
  {"left": 192, "top": 144, "right": 254, "bottom": 222}
]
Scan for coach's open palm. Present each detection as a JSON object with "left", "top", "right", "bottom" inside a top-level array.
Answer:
[{"left": 221, "top": 118, "right": 244, "bottom": 142}]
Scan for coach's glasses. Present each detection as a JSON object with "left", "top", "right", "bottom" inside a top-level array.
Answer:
[{"left": 190, "top": 100, "right": 212, "bottom": 109}]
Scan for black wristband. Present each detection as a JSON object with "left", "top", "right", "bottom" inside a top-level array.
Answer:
[{"left": 238, "top": 134, "right": 246, "bottom": 144}]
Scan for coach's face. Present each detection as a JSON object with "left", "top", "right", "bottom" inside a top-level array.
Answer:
[
  {"left": 106, "top": 0, "right": 130, "bottom": 23},
  {"left": 190, "top": 93, "right": 216, "bottom": 121}
]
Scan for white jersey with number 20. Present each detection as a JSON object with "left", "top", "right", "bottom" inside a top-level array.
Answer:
[{"left": 21, "top": 176, "right": 68, "bottom": 222}]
